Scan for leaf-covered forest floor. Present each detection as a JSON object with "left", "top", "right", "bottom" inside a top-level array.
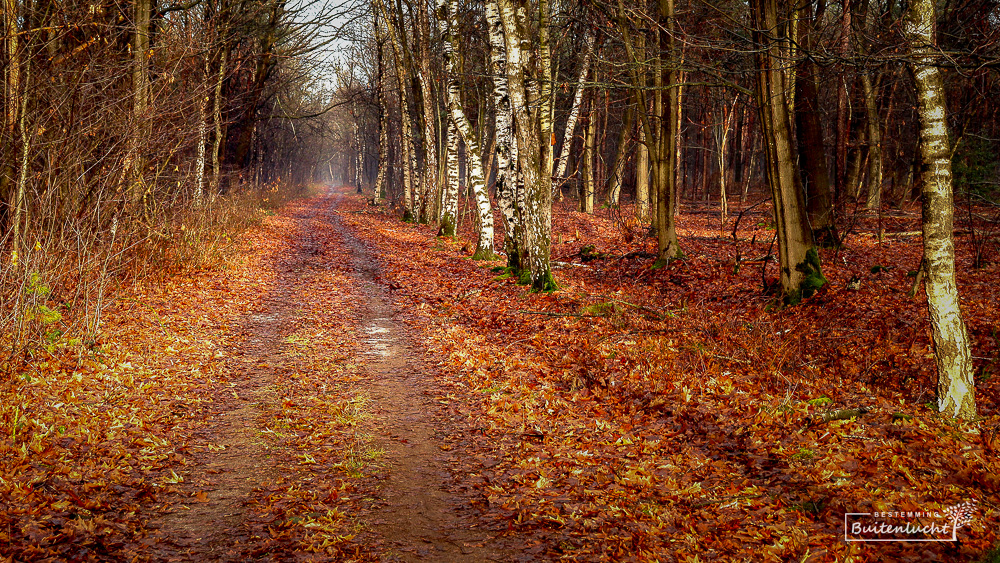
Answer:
[{"left": 2, "top": 185, "right": 998, "bottom": 562}]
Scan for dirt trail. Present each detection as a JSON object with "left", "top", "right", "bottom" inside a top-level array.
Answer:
[
  {"left": 331, "top": 198, "right": 506, "bottom": 562},
  {"left": 146, "top": 189, "right": 505, "bottom": 561}
]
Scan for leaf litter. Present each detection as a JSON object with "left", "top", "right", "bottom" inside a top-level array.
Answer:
[{"left": 1, "top": 186, "right": 997, "bottom": 562}]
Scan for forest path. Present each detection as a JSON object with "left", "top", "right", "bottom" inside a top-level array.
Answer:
[
  {"left": 329, "top": 191, "right": 507, "bottom": 561},
  {"left": 145, "top": 187, "right": 504, "bottom": 561}
]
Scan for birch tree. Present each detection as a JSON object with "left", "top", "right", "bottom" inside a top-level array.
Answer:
[
  {"left": 495, "top": 0, "right": 556, "bottom": 291},
  {"left": 375, "top": 0, "right": 416, "bottom": 219},
  {"left": 553, "top": 29, "right": 596, "bottom": 197},
  {"left": 438, "top": 0, "right": 496, "bottom": 259},
  {"left": 903, "top": 0, "right": 976, "bottom": 420},
  {"left": 194, "top": 54, "right": 209, "bottom": 208},
  {"left": 210, "top": 44, "right": 227, "bottom": 198},
  {"left": 486, "top": 2, "right": 522, "bottom": 269},
  {"left": 441, "top": 118, "right": 460, "bottom": 234},
  {"left": 373, "top": 7, "right": 389, "bottom": 202},
  {"left": 416, "top": 0, "right": 439, "bottom": 223}
]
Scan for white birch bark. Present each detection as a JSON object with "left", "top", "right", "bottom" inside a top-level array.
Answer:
[
  {"left": 194, "top": 56, "right": 209, "bottom": 208},
  {"left": 210, "top": 48, "right": 227, "bottom": 199},
  {"left": 903, "top": 0, "right": 976, "bottom": 420},
  {"left": 538, "top": 0, "right": 555, "bottom": 184},
  {"left": 486, "top": 2, "right": 520, "bottom": 266},
  {"left": 373, "top": 9, "right": 388, "bottom": 201},
  {"left": 439, "top": 0, "right": 496, "bottom": 258},
  {"left": 441, "top": 118, "right": 460, "bottom": 235},
  {"left": 416, "top": 0, "right": 438, "bottom": 223},
  {"left": 553, "top": 30, "right": 595, "bottom": 194},
  {"left": 352, "top": 112, "right": 363, "bottom": 189},
  {"left": 497, "top": 0, "right": 555, "bottom": 290},
  {"left": 374, "top": 0, "right": 416, "bottom": 217}
]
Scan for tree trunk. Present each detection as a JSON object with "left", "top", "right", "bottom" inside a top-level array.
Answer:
[
  {"left": 441, "top": 118, "right": 460, "bottom": 236},
  {"left": 654, "top": 0, "right": 682, "bottom": 266},
  {"left": 496, "top": 0, "right": 555, "bottom": 291},
  {"left": 903, "top": 0, "right": 976, "bottom": 420},
  {"left": 486, "top": 2, "right": 521, "bottom": 269},
  {"left": 376, "top": 0, "right": 416, "bottom": 219},
  {"left": 127, "top": 0, "right": 152, "bottom": 205},
  {"left": 553, "top": 29, "right": 595, "bottom": 199},
  {"left": 373, "top": 9, "right": 389, "bottom": 201},
  {"left": 580, "top": 102, "right": 596, "bottom": 214},
  {"left": 232, "top": 2, "right": 281, "bottom": 170},
  {"left": 834, "top": 0, "right": 852, "bottom": 203},
  {"left": 606, "top": 103, "right": 634, "bottom": 207},
  {"left": 194, "top": 55, "right": 208, "bottom": 208},
  {"left": 633, "top": 34, "right": 650, "bottom": 224},
  {"left": 715, "top": 101, "right": 736, "bottom": 232},
  {"left": 538, "top": 0, "right": 555, "bottom": 191},
  {"left": 11, "top": 37, "right": 31, "bottom": 258},
  {"left": 846, "top": 126, "right": 866, "bottom": 199},
  {"left": 439, "top": 0, "right": 496, "bottom": 258},
  {"left": 416, "top": 0, "right": 439, "bottom": 224},
  {"left": 751, "top": 0, "right": 826, "bottom": 305},
  {"left": 862, "top": 73, "right": 883, "bottom": 209},
  {"left": 210, "top": 47, "right": 227, "bottom": 198},
  {"left": 1, "top": 0, "right": 20, "bottom": 240},
  {"left": 795, "top": 1, "right": 838, "bottom": 246},
  {"left": 635, "top": 103, "right": 649, "bottom": 222},
  {"left": 352, "top": 109, "right": 362, "bottom": 191}
]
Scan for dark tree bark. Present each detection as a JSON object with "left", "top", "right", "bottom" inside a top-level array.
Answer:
[{"left": 751, "top": 0, "right": 827, "bottom": 304}]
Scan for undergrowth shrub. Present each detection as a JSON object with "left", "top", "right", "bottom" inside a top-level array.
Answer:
[{"left": 0, "top": 180, "right": 311, "bottom": 367}]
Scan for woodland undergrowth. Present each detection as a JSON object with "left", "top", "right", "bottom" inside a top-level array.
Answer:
[{"left": 0, "top": 181, "right": 311, "bottom": 364}]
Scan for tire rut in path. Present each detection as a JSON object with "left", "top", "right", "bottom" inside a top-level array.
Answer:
[{"left": 330, "top": 197, "right": 507, "bottom": 562}]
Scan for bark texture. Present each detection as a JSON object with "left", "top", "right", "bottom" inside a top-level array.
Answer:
[
  {"left": 486, "top": 2, "right": 521, "bottom": 268},
  {"left": 416, "top": 0, "right": 439, "bottom": 223},
  {"left": 903, "top": 0, "right": 976, "bottom": 420},
  {"left": 794, "top": 3, "right": 837, "bottom": 245},
  {"left": 439, "top": 0, "right": 496, "bottom": 258},
  {"left": 751, "top": 0, "right": 826, "bottom": 304},
  {"left": 496, "top": 0, "right": 555, "bottom": 291}
]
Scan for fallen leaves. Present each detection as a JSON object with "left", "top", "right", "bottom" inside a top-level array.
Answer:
[
  {"left": 3, "top": 189, "right": 998, "bottom": 562},
  {"left": 338, "top": 192, "right": 1000, "bottom": 561}
]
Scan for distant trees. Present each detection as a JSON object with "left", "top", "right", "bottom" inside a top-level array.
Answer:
[{"left": 343, "top": 0, "right": 1000, "bottom": 276}]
